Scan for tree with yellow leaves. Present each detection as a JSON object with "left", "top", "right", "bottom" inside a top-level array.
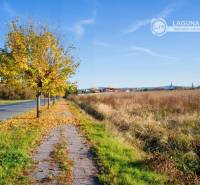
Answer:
[
  {"left": 3, "top": 20, "right": 77, "bottom": 117},
  {"left": 42, "top": 41, "right": 77, "bottom": 107}
]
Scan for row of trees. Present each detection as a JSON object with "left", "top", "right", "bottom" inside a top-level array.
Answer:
[{"left": 0, "top": 20, "right": 78, "bottom": 117}]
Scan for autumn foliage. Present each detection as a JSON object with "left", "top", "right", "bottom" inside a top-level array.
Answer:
[{"left": 0, "top": 20, "right": 77, "bottom": 117}]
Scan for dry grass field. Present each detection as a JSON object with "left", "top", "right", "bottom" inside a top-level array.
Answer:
[{"left": 69, "top": 90, "right": 200, "bottom": 184}]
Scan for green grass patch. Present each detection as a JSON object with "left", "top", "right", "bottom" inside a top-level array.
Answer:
[
  {"left": 0, "top": 99, "right": 32, "bottom": 105},
  {"left": 68, "top": 101, "right": 168, "bottom": 185},
  {"left": 0, "top": 122, "right": 40, "bottom": 185},
  {"left": 0, "top": 100, "right": 71, "bottom": 185}
]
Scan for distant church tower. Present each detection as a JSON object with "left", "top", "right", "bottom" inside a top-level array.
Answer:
[{"left": 192, "top": 83, "right": 194, "bottom": 89}]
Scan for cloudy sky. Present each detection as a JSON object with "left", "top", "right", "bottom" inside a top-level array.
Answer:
[{"left": 0, "top": 0, "right": 200, "bottom": 88}]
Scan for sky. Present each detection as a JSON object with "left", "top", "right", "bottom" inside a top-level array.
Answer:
[{"left": 0, "top": 0, "right": 200, "bottom": 88}]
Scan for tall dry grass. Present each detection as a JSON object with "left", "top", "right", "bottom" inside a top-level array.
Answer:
[{"left": 69, "top": 90, "right": 200, "bottom": 183}]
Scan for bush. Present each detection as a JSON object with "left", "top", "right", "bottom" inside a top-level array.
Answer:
[{"left": 0, "top": 84, "right": 34, "bottom": 100}]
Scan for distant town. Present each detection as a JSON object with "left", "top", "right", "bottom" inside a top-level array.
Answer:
[{"left": 78, "top": 83, "right": 198, "bottom": 94}]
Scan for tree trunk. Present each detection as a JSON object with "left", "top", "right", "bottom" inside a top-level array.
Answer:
[
  {"left": 36, "top": 93, "right": 41, "bottom": 118},
  {"left": 44, "top": 97, "right": 46, "bottom": 106},
  {"left": 48, "top": 93, "right": 50, "bottom": 109},
  {"left": 53, "top": 96, "right": 55, "bottom": 105}
]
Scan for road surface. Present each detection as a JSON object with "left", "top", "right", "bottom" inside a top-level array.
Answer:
[{"left": 0, "top": 99, "right": 46, "bottom": 121}]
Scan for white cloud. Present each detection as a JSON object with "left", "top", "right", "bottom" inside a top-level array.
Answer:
[
  {"left": 72, "top": 17, "right": 95, "bottom": 37},
  {"left": 93, "top": 40, "right": 110, "bottom": 47},
  {"left": 127, "top": 46, "right": 177, "bottom": 60},
  {"left": 123, "top": 1, "right": 185, "bottom": 34},
  {"left": 124, "top": 19, "right": 151, "bottom": 33}
]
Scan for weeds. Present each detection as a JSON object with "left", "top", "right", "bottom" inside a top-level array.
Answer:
[
  {"left": 69, "top": 90, "right": 200, "bottom": 184},
  {"left": 68, "top": 101, "right": 168, "bottom": 185},
  {"left": 53, "top": 131, "right": 72, "bottom": 185}
]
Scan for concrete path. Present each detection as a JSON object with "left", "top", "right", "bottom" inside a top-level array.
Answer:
[
  {"left": 32, "top": 127, "right": 61, "bottom": 185},
  {"left": 0, "top": 99, "right": 46, "bottom": 121},
  {"left": 63, "top": 125, "right": 99, "bottom": 185},
  {"left": 32, "top": 124, "right": 99, "bottom": 185}
]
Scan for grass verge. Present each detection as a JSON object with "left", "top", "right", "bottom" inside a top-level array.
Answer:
[
  {"left": 67, "top": 101, "right": 168, "bottom": 185},
  {"left": 0, "top": 99, "right": 32, "bottom": 105},
  {"left": 0, "top": 100, "right": 73, "bottom": 185}
]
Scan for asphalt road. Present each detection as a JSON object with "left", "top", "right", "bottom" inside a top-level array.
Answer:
[{"left": 0, "top": 99, "right": 46, "bottom": 121}]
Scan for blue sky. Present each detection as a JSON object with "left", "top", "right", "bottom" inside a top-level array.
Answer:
[{"left": 0, "top": 0, "right": 200, "bottom": 88}]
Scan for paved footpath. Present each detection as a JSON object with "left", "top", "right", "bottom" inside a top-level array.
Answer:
[
  {"left": 63, "top": 124, "right": 99, "bottom": 185},
  {"left": 32, "top": 123, "right": 99, "bottom": 185},
  {"left": 32, "top": 127, "right": 61, "bottom": 185}
]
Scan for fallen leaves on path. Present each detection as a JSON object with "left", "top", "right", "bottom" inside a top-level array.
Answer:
[{"left": 0, "top": 100, "right": 75, "bottom": 184}]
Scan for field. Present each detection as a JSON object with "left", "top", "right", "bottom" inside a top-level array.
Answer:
[{"left": 69, "top": 90, "right": 200, "bottom": 184}]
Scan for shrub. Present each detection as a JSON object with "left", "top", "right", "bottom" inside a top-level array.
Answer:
[{"left": 0, "top": 84, "right": 34, "bottom": 100}]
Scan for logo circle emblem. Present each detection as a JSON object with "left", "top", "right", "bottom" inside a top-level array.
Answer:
[{"left": 151, "top": 18, "right": 167, "bottom": 36}]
